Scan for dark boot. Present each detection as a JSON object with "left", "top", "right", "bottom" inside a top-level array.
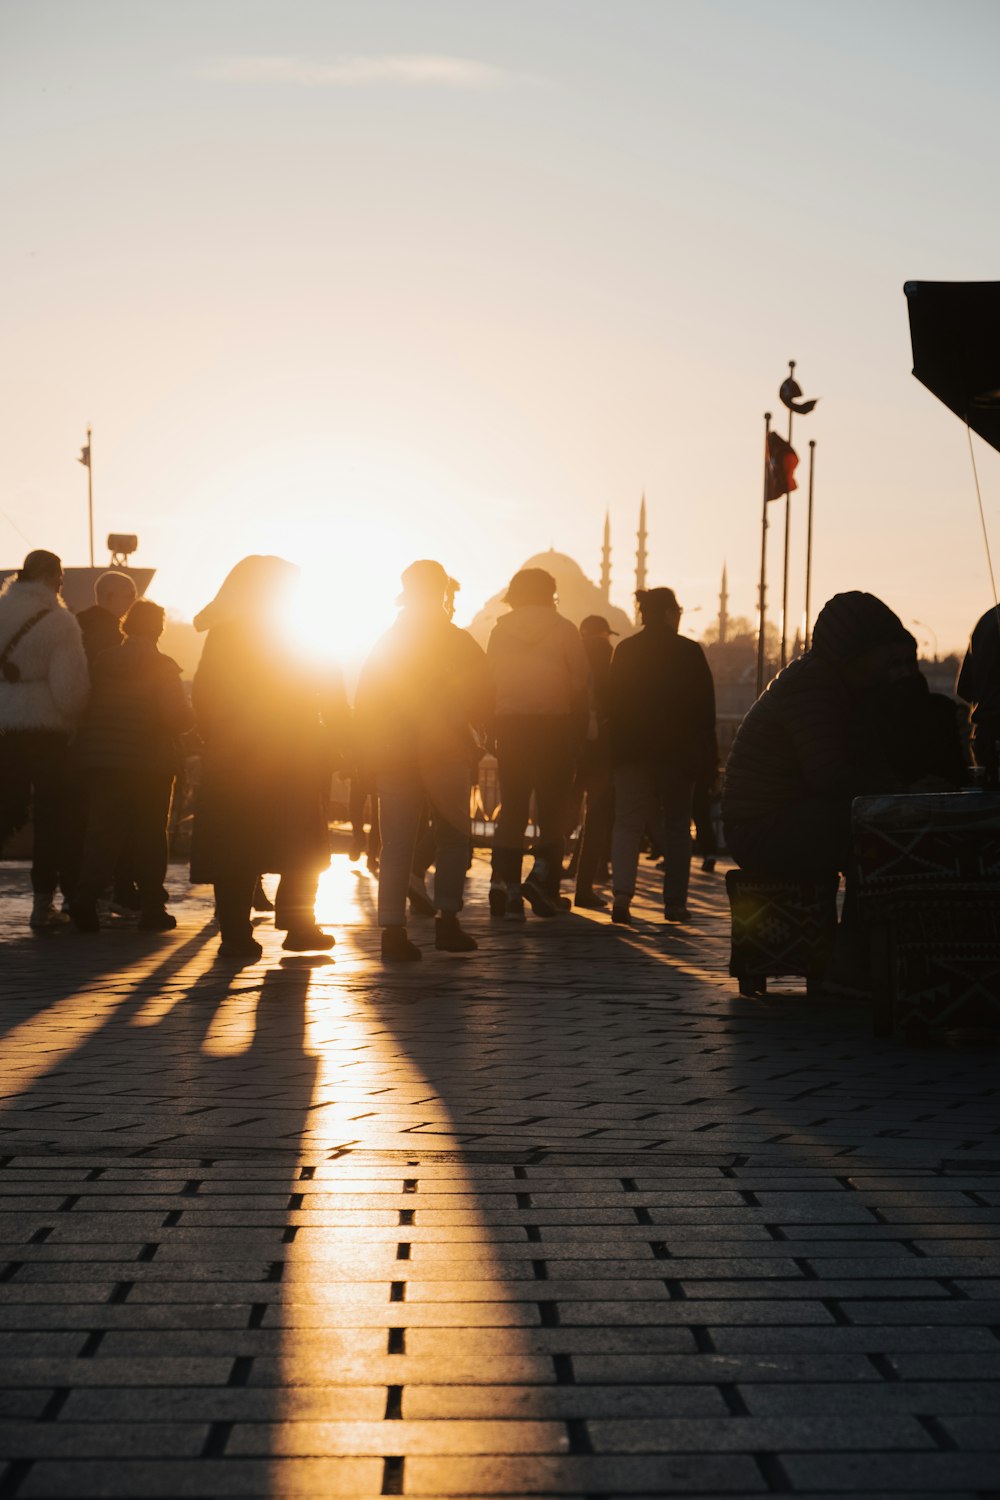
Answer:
[
  {"left": 381, "top": 925, "right": 421, "bottom": 963},
  {"left": 435, "top": 914, "right": 477, "bottom": 952}
]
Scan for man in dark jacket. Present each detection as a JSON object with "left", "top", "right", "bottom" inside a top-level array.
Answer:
[
  {"left": 573, "top": 615, "right": 616, "bottom": 909},
  {"left": 722, "top": 591, "right": 918, "bottom": 879},
  {"left": 608, "top": 588, "right": 717, "bottom": 924},
  {"left": 69, "top": 600, "right": 193, "bottom": 932}
]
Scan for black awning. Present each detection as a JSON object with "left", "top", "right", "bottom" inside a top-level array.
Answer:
[{"left": 904, "top": 280, "right": 1000, "bottom": 453}]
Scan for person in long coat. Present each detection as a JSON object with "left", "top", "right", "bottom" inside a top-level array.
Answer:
[{"left": 191, "top": 556, "right": 347, "bottom": 962}]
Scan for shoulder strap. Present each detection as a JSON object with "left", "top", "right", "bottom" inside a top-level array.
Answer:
[{"left": 0, "top": 608, "right": 51, "bottom": 668}]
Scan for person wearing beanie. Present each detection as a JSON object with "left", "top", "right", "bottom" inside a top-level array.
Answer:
[
  {"left": 606, "top": 588, "right": 717, "bottom": 924},
  {"left": 722, "top": 590, "right": 919, "bottom": 880},
  {"left": 486, "top": 568, "right": 590, "bottom": 919},
  {"left": 0, "top": 550, "right": 89, "bottom": 929},
  {"left": 355, "top": 560, "right": 491, "bottom": 962},
  {"left": 69, "top": 600, "right": 194, "bottom": 933},
  {"left": 76, "top": 571, "right": 137, "bottom": 666}
]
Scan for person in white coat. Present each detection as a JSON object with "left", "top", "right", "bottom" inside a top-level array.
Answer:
[{"left": 0, "top": 550, "right": 90, "bottom": 927}]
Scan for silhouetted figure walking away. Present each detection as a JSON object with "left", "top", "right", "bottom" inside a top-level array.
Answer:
[
  {"left": 573, "top": 615, "right": 617, "bottom": 909},
  {"left": 191, "top": 556, "right": 347, "bottom": 962},
  {"left": 487, "top": 568, "right": 589, "bottom": 919},
  {"left": 69, "top": 600, "right": 193, "bottom": 932},
  {"left": 74, "top": 569, "right": 140, "bottom": 913},
  {"left": 0, "top": 550, "right": 89, "bottom": 928},
  {"left": 356, "top": 560, "right": 490, "bottom": 962},
  {"left": 608, "top": 587, "right": 716, "bottom": 924}
]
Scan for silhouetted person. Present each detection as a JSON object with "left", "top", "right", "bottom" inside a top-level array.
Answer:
[
  {"left": 855, "top": 641, "right": 966, "bottom": 791},
  {"left": 76, "top": 570, "right": 137, "bottom": 665},
  {"left": 356, "top": 560, "right": 490, "bottom": 962},
  {"left": 723, "top": 591, "right": 918, "bottom": 881},
  {"left": 487, "top": 568, "right": 589, "bottom": 919},
  {"left": 75, "top": 569, "right": 140, "bottom": 912},
  {"left": 608, "top": 587, "right": 716, "bottom": 924},
  {"left": 573, "top": 615, "right": 617, "bottom": 909},
  {"left": 957, "top": 606, "right": 1000, "bottom": 775},
  {"left": 692, "top": 775, "right": 720, "bottom": 872},
  {"left": 68, "top": 600, "right": 193, "bottom": 932},
  {"left": 0, "top": 550, "right": 89, "bottom": 928},
  {"left": 191, "top": 556, "right": 347, "bottom": 962}
]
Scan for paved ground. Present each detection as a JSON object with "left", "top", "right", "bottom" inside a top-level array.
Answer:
[{"left": 1, "top": 852, "right": 999, "bottom": 1499}]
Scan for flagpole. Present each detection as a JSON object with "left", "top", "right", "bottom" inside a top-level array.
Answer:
[
  {"left": 779, "top": 360, "right": 795, "bottom": 669},
  {"left": 86, "top": 425, "right": 94, "bottom": 567},
  {"left": 804, "top": 439, "right": 816, "bottom": 651},
  {"left": 756, "top": 412, "right": 772, "bottom": 698}
]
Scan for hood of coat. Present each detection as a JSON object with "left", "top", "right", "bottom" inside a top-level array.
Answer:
[{"left": 491, "top": 605, "right": 566, "bottom": 647}]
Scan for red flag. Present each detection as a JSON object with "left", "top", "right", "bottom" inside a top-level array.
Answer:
[{"left": 765, "top": 431, "right": 798, "bottom": 500}]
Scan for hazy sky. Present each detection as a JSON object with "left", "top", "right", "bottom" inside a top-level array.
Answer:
[{"left": 3, "top": 0, "right": 999, "bottom": 662}]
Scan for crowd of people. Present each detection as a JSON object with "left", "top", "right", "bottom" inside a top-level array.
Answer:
[{"left": 0, "top": 545, "right": 989, "bottom": 977}]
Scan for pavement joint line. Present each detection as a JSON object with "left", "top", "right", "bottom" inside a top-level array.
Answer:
[{"left": 380, "top": 1454, "right": 404, "bottom": 1495}]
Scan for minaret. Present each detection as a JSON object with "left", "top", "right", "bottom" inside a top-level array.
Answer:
[
  {"left": 718, "top": 562, "right": 729, "bottom": 646},
  {"left": 600, "top": 512, "right": 611, "bottom": 604},
  {"left": 634, "top": 494, "right": 648, "bottom": 624}
]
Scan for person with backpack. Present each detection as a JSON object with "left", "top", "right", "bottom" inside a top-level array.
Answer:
[{"left": 0, "top": 550, "right": 89, "bottom": 928}]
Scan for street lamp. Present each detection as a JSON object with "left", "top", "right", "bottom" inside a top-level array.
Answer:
[{"left": 912, "top": 619, "right": 938, "bottom": 662}]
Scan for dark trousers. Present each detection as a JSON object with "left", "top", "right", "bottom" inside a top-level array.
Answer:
[
  {"left": 692, "top": 782, "right": 718, "bottom": 858},
  {"left": 574, "top": 756, "right": 614, "bottom": 897},
  {"left": 0, "top": 730, "right": 77, "bottom": 896},
  {"left": 76, "top": 770, "right": 173, "bottom": 912},
  {"left": 492, "top": 716, "right": 576, "bottom": 888},
  {"left": 215, "top": 865, "right": 320, "bottom": 944}
]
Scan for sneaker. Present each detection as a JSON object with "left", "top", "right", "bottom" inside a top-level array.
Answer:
[
  {"left": 65, "top": 900, "right": 99, "bottom": 933},
  {"left": 700, "top": 858, "right": 717, "bottom": 874},
  {"left": 522, "top": 874, "right": 559, "bottom": 918},
  {"left": 488, "top": 884, "right": 507, "bottom": 919},
  {"left": 217, "top": 937, "right": 263, "bottom": 963},
  {"left": 611, "top": 902, "right": 633, "bottom": 926},
  {"left": 505, "top": 886, "right": 526, "bottom": 922},
  {"left": 663, "top": 902, "right": 691, "bottom": 922},
  {"left": 435, "top": 914, "right": 478, "bottom": 952},
  {"left": 381, "top": 925, "right": 421, "bottom": 963},
  {"left": 137, "top": 909, "right": 177, "bottom": 932},
  {"left": 282, "top": 926, "right": 336, "bottom": 951},
  {"left": 574, "top": 890, "right": 608, "bottom": 910}
]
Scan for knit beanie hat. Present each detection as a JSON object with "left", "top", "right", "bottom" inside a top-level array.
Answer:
[{"left": 811, "top": 591, "right": 913, "bottom": 665}]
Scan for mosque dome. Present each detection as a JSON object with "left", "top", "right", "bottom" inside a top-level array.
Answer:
[{"left": 466, "top": 549, "right": 634, "bottom": 648}]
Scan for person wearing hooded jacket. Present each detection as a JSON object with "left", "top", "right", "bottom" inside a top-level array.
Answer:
[
  {"left": 722, "top": 591, "right": 920, "bottom": 879},
  {"left": 0, "top": 550, "right": 89, "bottom": 928},
  {"left": 486, "top": 568, "right": 590, "bottom": 918},
  {"left": 190, "top": 556, "right": 348, "bottom": 962},
  {"left": 355, "top": 559, "right": 491, "bottom": 962}
]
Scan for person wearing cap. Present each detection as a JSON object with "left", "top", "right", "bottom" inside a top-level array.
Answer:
[
  {"left": 355, "top": 560, "right": 491, "bottom": 962},
  {"left": 191, "top": 556, "right": 347, "bottom": 962},
  {"left": 572, "top": 615, "right": 618, "bottom": 909},
  {"left": 486, "top": 568, "right": 590, "bottom": 919},
  {"left": 0, "top": 550, "right": 90, "bottom": 928},
  {"left": 68, "top": 600, "right": 194, "bottom": 933},
  {"left": 722, "top": 590, "right": 920, "bottom": 881},
  {"left": 607, "top": 587, "right": 717, "bottom": 924}
]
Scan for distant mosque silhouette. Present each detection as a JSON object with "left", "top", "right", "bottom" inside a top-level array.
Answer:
[{"left": 466, "top": 498, "right": 653, "bottom": 648}]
